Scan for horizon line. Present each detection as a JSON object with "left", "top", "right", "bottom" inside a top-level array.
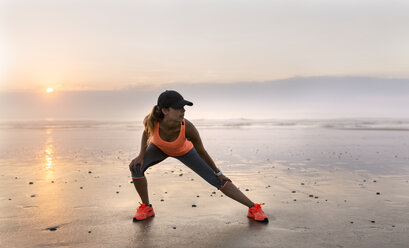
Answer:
[{"left": 2, "top": 75, "right": 409, "bottom": 93}]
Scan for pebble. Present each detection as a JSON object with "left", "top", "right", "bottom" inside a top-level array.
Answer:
[
  {"left": 88, "top": 171, "right": 92, "bottom": 174},
  {"left": 301, "top": 183, "right": 305, "bottom": 185},
  {"left": 88, "top": 231, "right": 92, "bottom": 233},
  {"left": 293, "top": 199, "right": 297, "bottom": 201},
  {"left": 212, "top": 192, "right": 216, "bottom": 194},
  {"left": 165, "top": 192, "right": 168, "bottom": 194},
  {"left": 196, "top": 195, "right": 200, "bottom": 198},
  {"left": 173, "top": 226, "right": 176, "bottom": 229},
  {"left": 116, "top": 191, "right": 119, "bottom": 194},
  {"left": 51, "top": 181, "right": 54, "bottom": 183},
  {"left": 9, "top": 198, "right": 12, "bottom": 200},
  {"left": 314, "top": 196, "right": 319, "bottom": 199},
  {"left": 192, "top": 204, "right": 197, "bottom": 207},
  {"left": 370, "top": 220, "right": 376, "bottom": 223},
  {"left": 31, "top": 194, "right": 36, "bottom": 198},
  {"left": 80, "top": 187, "right": 83, "bottom": 189},
  {"left": 161, "top": 199, "right": 164, "bottom": 202},
  {"left": 309, "top": 195, "right": 314, "bottom": 198},
  {"left": 191, "top": 179, "right": 194, "bottom": 181},
  {"left": 15, "top": 177, "right": 18, "bottom": 179},
  {"left": 373, "top": 180, "right": 377, "bottom": 183},
  {"left": 350, "top": 221, "right": 354, "bottom": 224},
  {"left": 376, "top": 192, "right": 380, "bottom": 195},
  {"left": 245, "top": 189, "right": 249, "bottom": 191},
  {"left": 291, "top": 191, "right": 296, "bottom": 193},
  {"left": 29, "top": 182, "right": 34, "bottom": 185},
  {"left": 179, "top": 174, "right": 183, "bottom": 176},
  {"left": 45, "top": 226, "right": 60, "bottom": 231}
]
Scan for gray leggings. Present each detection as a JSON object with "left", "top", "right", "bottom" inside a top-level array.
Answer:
[{"left": 131, "top": 143, "right": 228, "bottom": 190}]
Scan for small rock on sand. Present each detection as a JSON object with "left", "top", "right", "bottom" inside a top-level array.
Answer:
[
  {"left": 45, "top": 226, "right": 60, "bottom": 231},
  {"left": 29, "top": 182, "right": 34, "bottom": 185},
  {"left": 192, "top": 204, "right": 197, "bottom": 207}
]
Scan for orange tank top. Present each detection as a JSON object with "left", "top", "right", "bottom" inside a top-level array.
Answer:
[{"left": 151, "top": 120, "right": 194, "bottom": 156}]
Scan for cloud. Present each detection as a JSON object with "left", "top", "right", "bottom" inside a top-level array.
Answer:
[{"left": 1, "top": 76, "right": 409, "bottom": 120}]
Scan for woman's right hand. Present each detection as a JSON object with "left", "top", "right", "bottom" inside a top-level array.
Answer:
[{"left": 129, "top": 155, "right": 144, "bottom": 173}]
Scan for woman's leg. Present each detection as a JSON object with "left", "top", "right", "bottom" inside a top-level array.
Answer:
[
  {"left": 175, "top": 148, "right": 254, "bottom": 208},
  {"left": 220, "top": 181, "right": 254, "bottom": 208},
  {"left": 133, "top": 177, "right": 150, "bottom": 204},
  {"left": 131, "top": 143, "right": 168, "bottom": 205}
]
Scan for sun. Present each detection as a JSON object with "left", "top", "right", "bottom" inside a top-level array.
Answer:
[{"left": 46, "top": 88, "right": 54, "bottom": 93}]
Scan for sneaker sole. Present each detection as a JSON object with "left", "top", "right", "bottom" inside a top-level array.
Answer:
[
  {"left": 133, "top": 214, "right": 155, "bottom": 222},
  {"left": 247, "top": 216, "right": 269, "bottom": 223}
]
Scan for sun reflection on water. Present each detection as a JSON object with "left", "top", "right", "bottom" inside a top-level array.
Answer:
[{"left": 44, "top": 130, "right": 55, "bottom": 179}]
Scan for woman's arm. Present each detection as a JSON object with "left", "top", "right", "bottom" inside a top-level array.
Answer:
[
  {"left": 139, "top": 130, "right": 149, "bottom": 157},
  {"left": 185, "top": 119, "right": 220, "bottom": 174},
  {"left": 129, "top": 129, "right": 148, "bottom": 173}
]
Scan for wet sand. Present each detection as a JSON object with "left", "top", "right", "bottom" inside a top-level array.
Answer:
[{"left": 1, "top": 120, "right": 409, "bottom": 247}]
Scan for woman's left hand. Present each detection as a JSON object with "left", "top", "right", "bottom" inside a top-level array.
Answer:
[{"left": 218, "top": 174, "right": 232, "bottom": 185}]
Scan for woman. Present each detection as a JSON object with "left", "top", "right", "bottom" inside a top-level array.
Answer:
[{"left": 129, "top": 90, "right": 268, "bottom": 222}]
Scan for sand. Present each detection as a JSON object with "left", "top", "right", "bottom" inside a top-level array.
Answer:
[{"left": 1, "top": 120, "right": 409, "bottom": 247}]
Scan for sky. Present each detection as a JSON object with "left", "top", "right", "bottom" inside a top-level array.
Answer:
[
  {"left": 1, "top": 0, "right": 408, "bottom": 92},
  {"left": 0, "top": 0, "right": 408, "bottom": 120}
]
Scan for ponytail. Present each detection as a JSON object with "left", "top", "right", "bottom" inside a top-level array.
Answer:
[{"left": 143, "top": 105, "right": 164, "bottom": 141}]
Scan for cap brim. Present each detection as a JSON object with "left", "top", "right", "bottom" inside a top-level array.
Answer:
[{"left": 172, "top": 100, "right": 193, "bottom": 109}]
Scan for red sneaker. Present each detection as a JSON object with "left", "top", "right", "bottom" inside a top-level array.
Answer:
[
  {"left": 133, "top": 202, "right": 155, "bottom": 221},
  {"left": 247, "top": 203, "right": 269, "bottom": 222}
]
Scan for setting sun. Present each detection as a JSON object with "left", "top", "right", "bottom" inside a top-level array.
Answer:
[{"left": 46, "top": 88, "right": 54, "bottom": 93}]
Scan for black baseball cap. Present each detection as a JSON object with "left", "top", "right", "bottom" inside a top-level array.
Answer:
[{"left": 157, "top": 90, "right": 193, "bottom": 109}]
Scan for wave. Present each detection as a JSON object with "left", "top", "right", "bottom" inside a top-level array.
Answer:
[{"left": 1, "top": 118, "right": 409, "bottom": 131}]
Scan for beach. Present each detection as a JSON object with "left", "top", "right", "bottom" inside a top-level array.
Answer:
[{"left": 1, "top": 119, "right": 409, "bottom": 248}]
